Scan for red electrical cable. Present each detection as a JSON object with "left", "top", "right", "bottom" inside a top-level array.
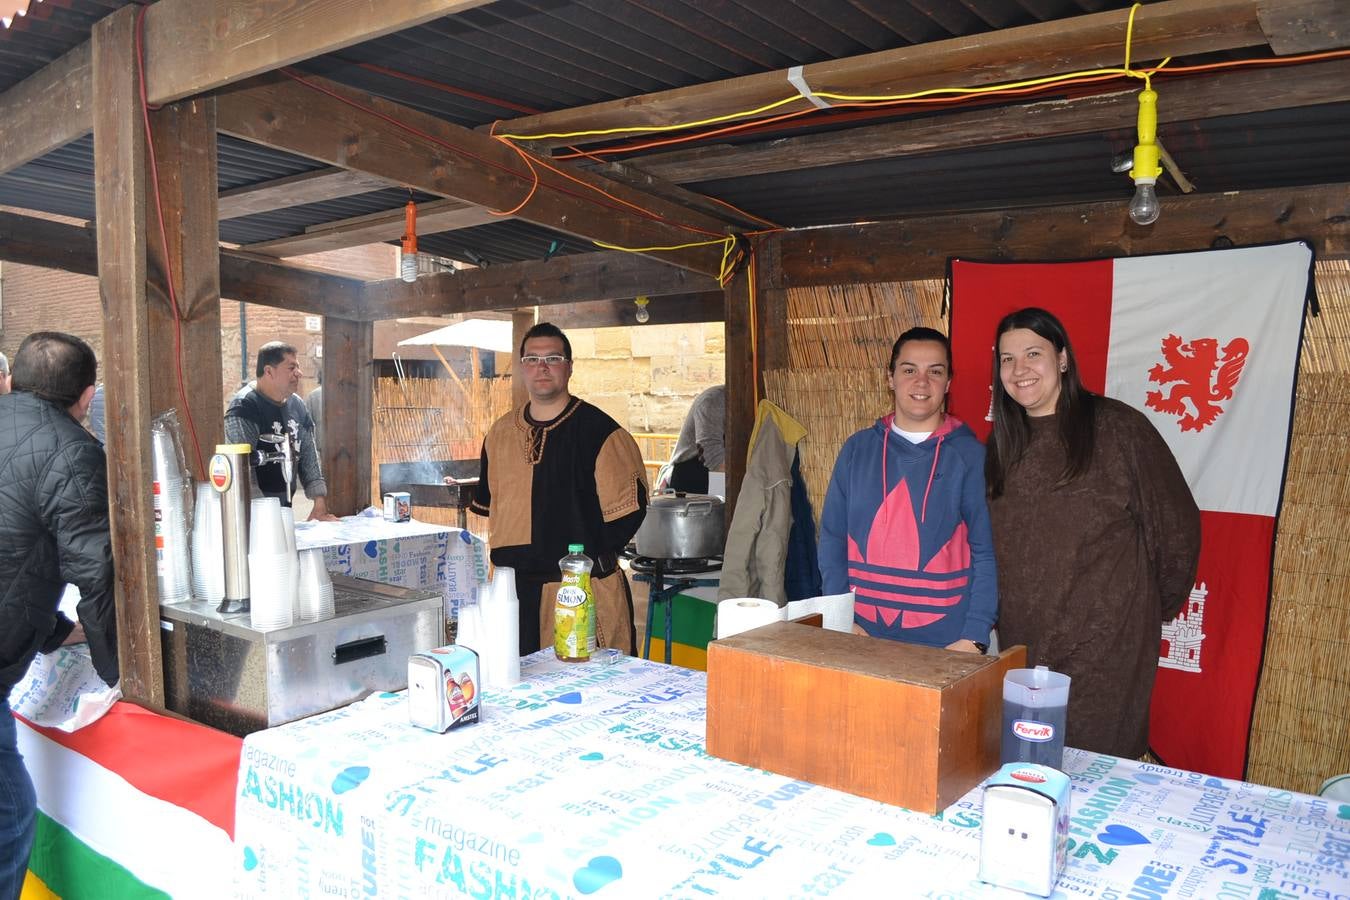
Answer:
[
  {"left": 135, "top": 4, "right": 205, "bottom": 476},
  {"left": 281, "top": 69, "right": 727, "bottom": 239},
  {"left": 552, "top": 47, "right": 1350, "bottom": 161}
]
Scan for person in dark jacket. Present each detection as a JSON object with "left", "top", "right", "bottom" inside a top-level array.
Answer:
[{"left": 0, "top": 331, "right": 119, "bottom": 897}]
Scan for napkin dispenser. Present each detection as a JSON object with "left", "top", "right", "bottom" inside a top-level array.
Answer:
[
  {"left": 979, "top": 763, "right": 1072, "bottom": 897},
  {"left": 705, "top": 622, "right": 1025, "bottom": 814}
]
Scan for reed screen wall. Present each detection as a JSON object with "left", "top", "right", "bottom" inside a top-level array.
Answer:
[{"left": 763, "top": 263, "right": 1350, "bottom": 796}]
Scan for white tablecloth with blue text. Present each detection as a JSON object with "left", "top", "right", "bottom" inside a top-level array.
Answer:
[
  {"left": 295, "top": 516, "right": 488, "bottom": 619},
  {"left": 233, "top": 653, "right": 1350, "bottom": 898}
]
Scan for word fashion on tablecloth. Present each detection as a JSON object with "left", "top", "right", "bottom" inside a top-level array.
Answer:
[{"left": 232, "top": 653, "right": 1350, "bottom": 898}]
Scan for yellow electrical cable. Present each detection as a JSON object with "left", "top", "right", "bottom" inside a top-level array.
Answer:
[
  {"left": 499, "top": 3, "right": 1169, "bottom": 143},
  {"left": 592, "top": 237, "right": 730, "bottom": 252},
  {"left": 497, "top": 95, "right": 808, "bottom": 141}
]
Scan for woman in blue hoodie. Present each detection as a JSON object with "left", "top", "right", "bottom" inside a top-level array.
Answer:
[{"left": 819, "top": 327, "right": 997, "bottom": 652}]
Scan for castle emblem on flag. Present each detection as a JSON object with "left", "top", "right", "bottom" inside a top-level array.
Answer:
[
  {"left": 1145, "top": 335, "right": 1249, "bottom": 432},
  {"left": 1160, "top": 582, "right": 1208, "bottom": 672}
]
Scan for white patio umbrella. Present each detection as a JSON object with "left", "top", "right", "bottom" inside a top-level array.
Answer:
[{"left": 397, "top": 318, "right": 513, "bottom": 353}]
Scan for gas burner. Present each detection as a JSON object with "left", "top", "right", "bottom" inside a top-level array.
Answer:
[{"left": 629, "top": 555, "right": 723, "bottom": 577}]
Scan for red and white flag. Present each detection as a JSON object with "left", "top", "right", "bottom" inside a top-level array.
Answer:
[{"left": 949, "top": 242, "right": 1312, "bottom": 779}]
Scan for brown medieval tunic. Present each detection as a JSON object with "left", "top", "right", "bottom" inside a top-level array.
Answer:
[
  {"left": 989, "top": 397, "right": 1200, "bottom": 759},
  {"left": 470, "top": 397, "right": 648, "bottom": 656}
]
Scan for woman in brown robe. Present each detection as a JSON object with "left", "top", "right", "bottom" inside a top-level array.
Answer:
[{"left": 986, "top": 308, "right": 1200, "bottom": 759}]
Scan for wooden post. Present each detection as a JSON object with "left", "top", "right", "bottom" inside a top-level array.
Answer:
[
  {"left": 323, "top": 317, "right": 373, "bottom": 515},
  {"left": 146, "top": 96, "right": 224, "bottom": 478},
  {"left": 92, "top": 6, "right": 162, "bottom": 705},
  {"left": 723, "top": 236, "right": 787, "bottom": 523},
  {"left": 511, "top": 308, "right": 535, "bottom": 411}
]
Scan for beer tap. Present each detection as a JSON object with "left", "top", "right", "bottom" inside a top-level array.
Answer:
[{"left": 254, "top": 432, "right": 297, "bottom": 502}]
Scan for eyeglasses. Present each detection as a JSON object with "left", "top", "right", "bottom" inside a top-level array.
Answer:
[{"left": 520, "top": 355, "right": 569, "bottom": 367}]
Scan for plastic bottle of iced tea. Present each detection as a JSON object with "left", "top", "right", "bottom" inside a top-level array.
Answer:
[{"left": 555, "top": 544, "right": 595, "bottom": 662}]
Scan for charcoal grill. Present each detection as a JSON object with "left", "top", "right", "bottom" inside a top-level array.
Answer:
[{"left": 378, "top": 459, "right": 481, "bottom": 529}]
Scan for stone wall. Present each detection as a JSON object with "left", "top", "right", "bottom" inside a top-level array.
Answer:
[{"left": 566, "top": 322, "right": 725, "bottom": 434}]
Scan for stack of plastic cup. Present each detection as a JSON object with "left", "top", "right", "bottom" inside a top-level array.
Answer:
[
  {"left": 296, "top": 548, "right": 335, "bottom": 622},
  {"left": 151, "top": 425, "right": 193, "bottom": 605},
  {"left": 248, "top": 497, "right": 293, "bottom": 629},
  {"left": 190, "top": 482, "right": 226, "bottom": 603},
  {"left": 279, "top": 507, "right": 301, "bottom": 620}
]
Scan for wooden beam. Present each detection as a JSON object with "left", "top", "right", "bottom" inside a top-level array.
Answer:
[
  {"left": 360, "top": 250, "right": 719, "bottom": 321},
  {"left": 0, "top": 211, "right": 367, "bottom": 320},
  {"left": 322, "top": 318, "right": 373, "bottom": 515},
  {"left": 145, "top": 96, "right": 225, "bottom": 480},
  {"left": 141, "top": 0, "right": 496, "bottom": 106},
  {"left": 543, "top": 291, "right": 725, "bottom": 329},
  {"left": 0, "top": 1, "right": 499, "bottom": 176},
  {"left": 511, "top": 309, "right": 534, "bottom": 410},
  {"left": 242, "top": 198, "right": 498, "bottom": 257},
  {"left": 495, "top": 0, "right": 1279, "bottom": 148},
  {"left": 632, "top": 58, "right": 1350, "bottom": 184},
  {"left": 0, "top": 43, "right": 90, "bottom": 176},
  {"left": 92, "top": 5, "right": 163, "bottom": 707},
  {"left": 218, "top": 252, "right": 367, "bottom": 319},
  {"left": 216, "top": 73, "right": 729, "bottom": 275},
  {"left": 774, "top": 182, "right": 1350, "bottom": 287},
  {"left": 218, "top": 167, "right": 394, "bottom": 219},
  {"left": 722, "top": 236, "right": 785, "bottom": 522},
  {"left": 1258, "top": 0, "right": 1350, "bottom": 54}
]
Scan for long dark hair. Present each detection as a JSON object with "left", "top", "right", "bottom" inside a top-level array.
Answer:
[{"left": 985, "top": 307, "right": 1096, "bottom": 498}]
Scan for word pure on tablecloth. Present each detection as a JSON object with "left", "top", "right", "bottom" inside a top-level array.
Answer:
[{"left": 234, "top": 653, "right": 1350, "bottom": 898}]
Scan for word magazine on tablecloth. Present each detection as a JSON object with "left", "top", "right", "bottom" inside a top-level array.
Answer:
[
  {"left": 950, "top": 242, "right": 1312, "bottom": 780},
  {"left": 233, "top": 652, "right": 1348, "bottom": 898}
]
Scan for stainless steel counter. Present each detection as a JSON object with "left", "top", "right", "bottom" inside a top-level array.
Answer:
[{"left": 160, "top": 574, "right": 443, "bottom": 736}]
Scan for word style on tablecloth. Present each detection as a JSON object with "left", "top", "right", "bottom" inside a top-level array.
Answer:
[{"left": 234, "top": 653, "right": 1350, "bottom": 899}]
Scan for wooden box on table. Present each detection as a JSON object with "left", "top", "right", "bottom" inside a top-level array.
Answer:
[{"left": 705, "top": 621, "right": 1026, "bottom": 814}]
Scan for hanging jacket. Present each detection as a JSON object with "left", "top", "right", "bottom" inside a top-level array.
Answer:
[
  {"left": 718, "top": 401, "right": 807, "bottom": 605},
  {"left": 818, "top": 413, "right": 997, "bottom": 648}
]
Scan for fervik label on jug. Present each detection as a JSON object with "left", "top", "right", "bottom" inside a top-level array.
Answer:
[
  {"left": 209, "top": 454, "right": 233, "bottom": 492},
  {"left": 1012, "top": 720, "right": 1055, "bottom": 743}
]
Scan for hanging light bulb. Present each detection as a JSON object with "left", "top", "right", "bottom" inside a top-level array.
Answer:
[
  {"left": 1127, "top": 87, "right": 1162, "bottom": 226},
  {"left": 634, "top": 295, "right": 651, "bottom": 324},
  {"left": 399, "top": 198, "right": 419, "bottom": 283}
]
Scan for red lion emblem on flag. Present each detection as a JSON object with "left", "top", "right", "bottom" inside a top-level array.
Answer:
[{"left": 1145, "top": 334, "right": 1249, "bottom": 432}]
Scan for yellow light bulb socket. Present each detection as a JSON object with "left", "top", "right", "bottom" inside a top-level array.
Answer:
[{"left": 1128, "top": 88, "right": 1162, "bottom": 182}]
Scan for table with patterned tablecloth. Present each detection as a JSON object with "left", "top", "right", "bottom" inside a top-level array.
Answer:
[{"left": 233, "top": 652, "right": 1349, "bottom": 898}]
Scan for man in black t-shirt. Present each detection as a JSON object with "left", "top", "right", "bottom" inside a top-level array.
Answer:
[{"left": 225, "top": 341, "right": 335, "bottom": 520}]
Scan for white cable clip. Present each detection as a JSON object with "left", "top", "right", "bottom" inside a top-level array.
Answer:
[{"left": 786, "top": 65, "right": 832, "bottom": 109}]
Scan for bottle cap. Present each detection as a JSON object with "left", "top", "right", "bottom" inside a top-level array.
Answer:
[{"left": 567, "top": 543, "right": 584, "bottom": 553}]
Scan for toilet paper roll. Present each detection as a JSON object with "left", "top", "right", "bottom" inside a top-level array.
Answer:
[
  {"left": 716, "top": 597, "right": 786, "bottom": 640},
  {"left": 786, "top": 592, "right": 856, "bottom": 633}
]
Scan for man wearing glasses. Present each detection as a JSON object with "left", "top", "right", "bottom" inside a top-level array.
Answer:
[{"left": 470, "top": 322, "right": 648, "bottom": 656}]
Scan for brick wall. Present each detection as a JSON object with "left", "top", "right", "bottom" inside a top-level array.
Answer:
[
  {"left": 0, "top": 232, "right": 398, "bottom": 410},
  {"left": 0, "top": 233, "right": 722, "bottom": 437}
]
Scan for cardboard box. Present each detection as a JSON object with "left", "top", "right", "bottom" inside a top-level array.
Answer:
[
  {"left": 979, "top": 763, "right": 1072, "bottom": 897},
  {"left": 705, "top": 622, "right": 1025, "bottom": 814}
]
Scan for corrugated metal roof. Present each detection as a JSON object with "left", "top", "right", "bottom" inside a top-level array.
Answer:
[{"left": 0, "top": 0, "right": 1342, "bottom": 271}]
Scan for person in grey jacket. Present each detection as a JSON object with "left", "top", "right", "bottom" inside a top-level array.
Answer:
[
  {"left": 0, "top": 332, "right": 119, "bottom": 896},
  {"left": 225, "top": 341, "right": 335, "bottom": 520}
]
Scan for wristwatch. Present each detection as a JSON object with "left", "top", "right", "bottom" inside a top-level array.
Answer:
[{"left": 971, "top": 641, "right": 988, "bottom": 654}]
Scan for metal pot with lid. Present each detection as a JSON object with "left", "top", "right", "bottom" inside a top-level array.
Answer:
[{"left": 635, "top": 491, "right": 726, "bottom": 560}]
